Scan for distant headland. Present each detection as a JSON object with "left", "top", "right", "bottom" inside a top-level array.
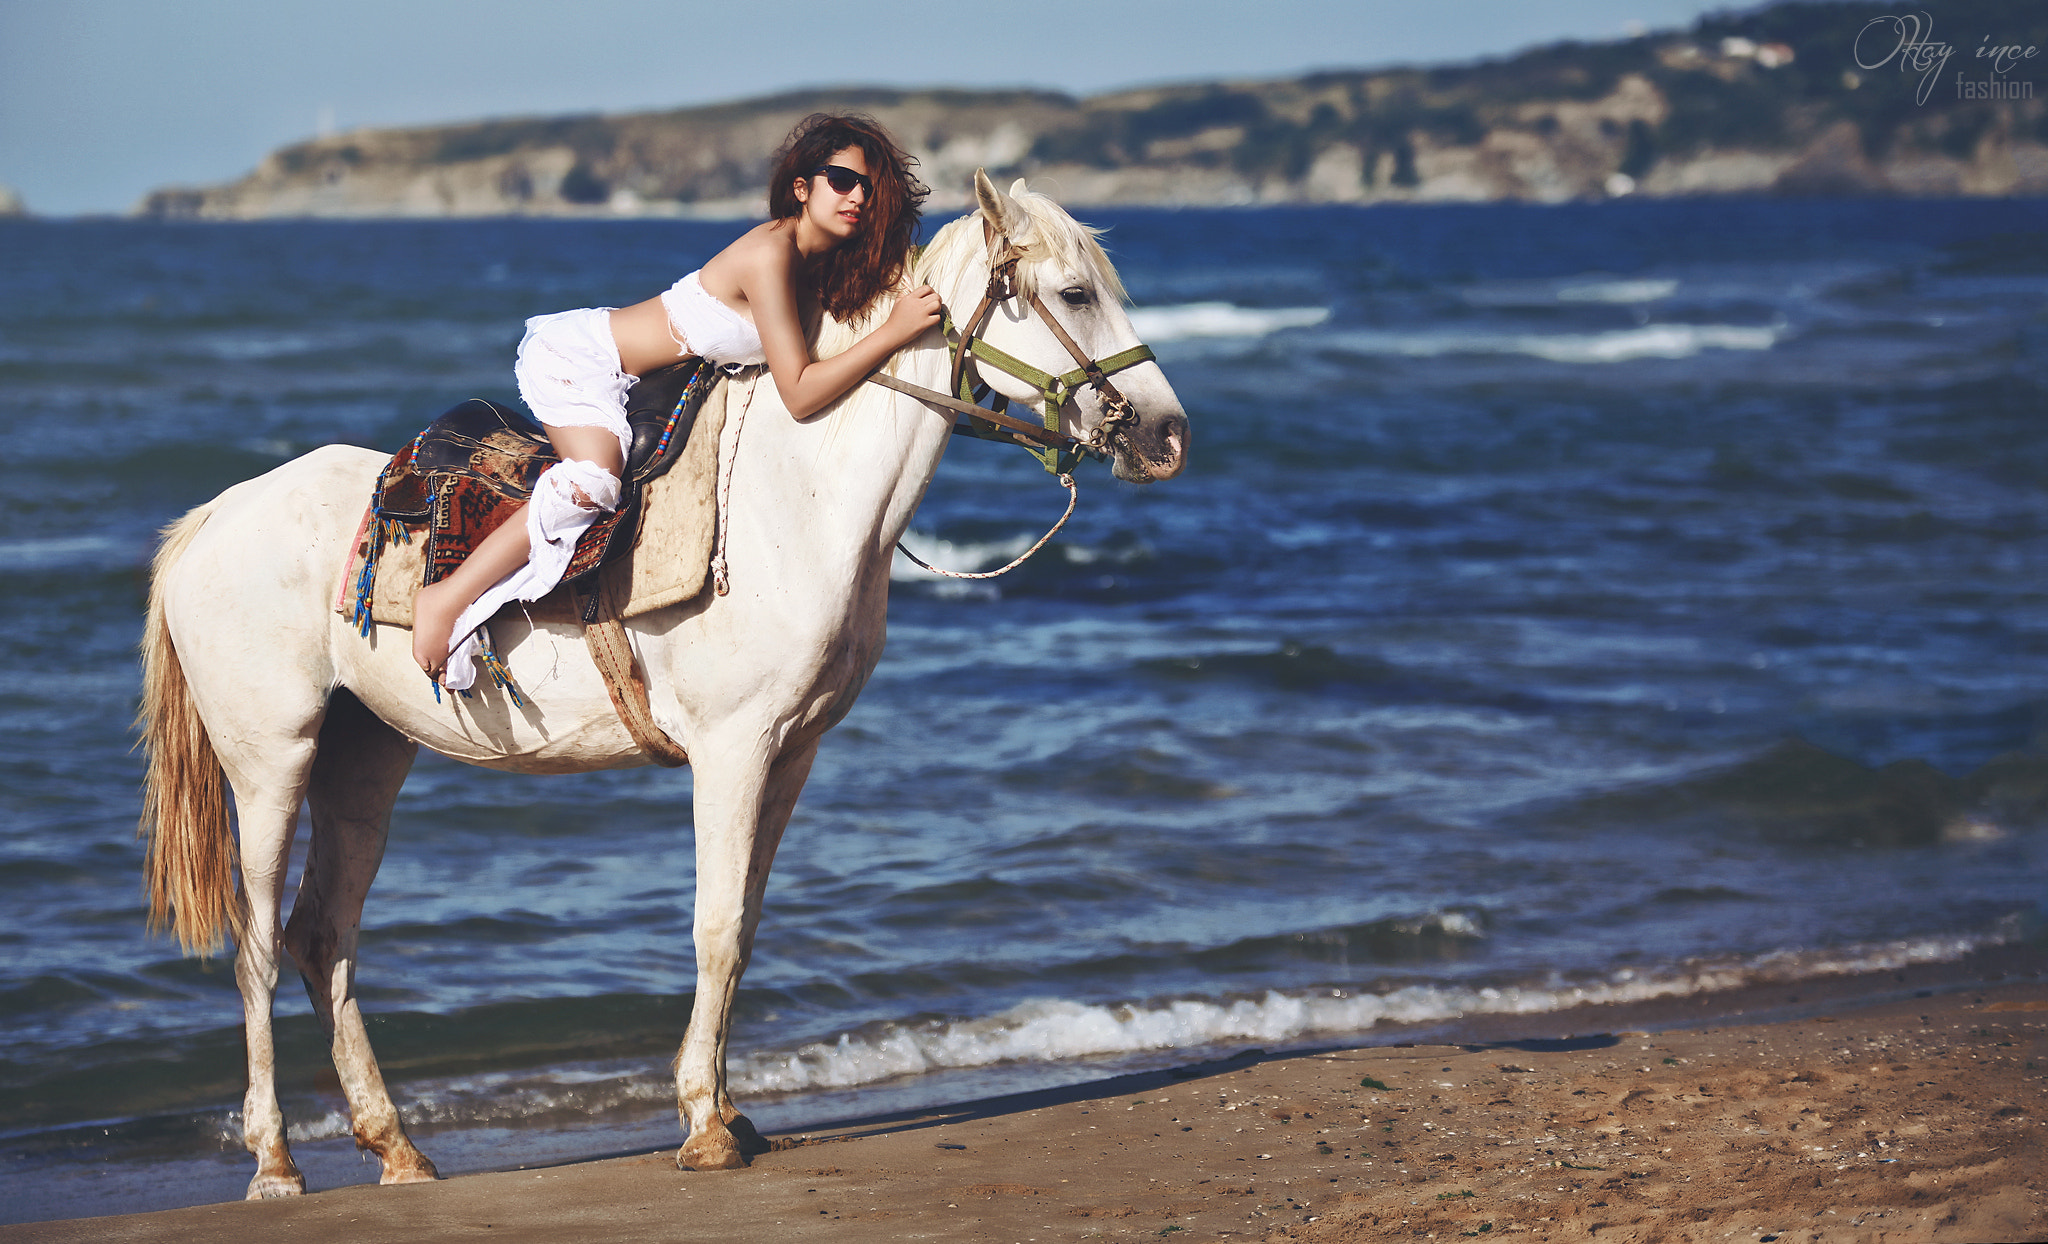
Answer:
[{"left": 139, "top": 0, "right": 2046, "bottom": 219}]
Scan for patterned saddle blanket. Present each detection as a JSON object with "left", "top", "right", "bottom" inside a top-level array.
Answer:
[{"left": 342, "top": 360, "right": 730, "bottom": 632}]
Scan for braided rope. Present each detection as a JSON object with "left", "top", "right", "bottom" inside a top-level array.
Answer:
[
  {"left": 895, "top": 473, "right": 1077, "bottom": 580},
  {"left": 709, "top": 372, "right": 760, "bottom": 597}
]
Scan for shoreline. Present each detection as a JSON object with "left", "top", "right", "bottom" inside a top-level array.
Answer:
[
  {"left": 7, "top": 959, "right": 2041, "bottom": 1243},
  {"left": 5, "top": 192, "right": 2048, "bottom": 225}
]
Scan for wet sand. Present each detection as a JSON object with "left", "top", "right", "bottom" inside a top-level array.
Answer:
[{"left": 7, "top": 980, "right": 2042, "bottom": 1243}]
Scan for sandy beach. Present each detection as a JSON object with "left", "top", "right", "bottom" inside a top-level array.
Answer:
[{"left": 8, "top": 972, "right": 2040, "bottom": 1244}]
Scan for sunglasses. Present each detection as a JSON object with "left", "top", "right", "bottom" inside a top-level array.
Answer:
[{"left": 808, "top": 164, "right": 873, "bottom": 197}]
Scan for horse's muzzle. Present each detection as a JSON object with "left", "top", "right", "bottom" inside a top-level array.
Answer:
[{"left": 1112, "top": 409, "right": 1189, "bottom": 483}]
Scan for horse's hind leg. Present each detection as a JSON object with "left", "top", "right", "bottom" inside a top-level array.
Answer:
[
  {"left": 226, "top": 746, "right": 316, "bottom": 1199},
  {"left": 282, "top": 688, "right": 437, "bottom": 1185}
]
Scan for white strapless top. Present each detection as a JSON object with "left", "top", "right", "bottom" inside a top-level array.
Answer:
[{"left": 659, "top": 271, "right": 766, "bottom": 366}]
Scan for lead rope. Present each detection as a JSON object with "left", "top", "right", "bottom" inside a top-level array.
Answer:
[
  {"left": 894, "top": 472, "right": 1077, "bottom": 580},
  {"left": 709, "top": 371, "right": 760, "bottom": 596}
]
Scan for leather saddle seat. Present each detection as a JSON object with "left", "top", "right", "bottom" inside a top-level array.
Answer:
[{"left": 369, "top": 359, "right": 720, "bottom": 622}]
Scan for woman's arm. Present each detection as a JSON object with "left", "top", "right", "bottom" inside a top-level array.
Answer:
[
  {"left": 611, "top": 225, "right": 943, "bottom": 418},
  {"left": 736, "top": 234, "right": 942, "bottom": 420}
]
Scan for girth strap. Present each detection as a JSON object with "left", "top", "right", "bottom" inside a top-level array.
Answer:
[{"left": 583, "top": 577, "right": 689, "bottom": 767}]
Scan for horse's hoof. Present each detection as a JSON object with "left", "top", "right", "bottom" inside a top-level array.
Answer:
[
  {"left": 676, "top": 1136, "right": 748, "bottom": 1171},
  {"left": 379, "top": 1155, "right": 440, "bottom": 1185},
  {"left": 246, "top": 1171, "right": 305, "bottom": 1200},
  {"left": 360, "top": 1130, "right": 440, "bottom": 1184}
]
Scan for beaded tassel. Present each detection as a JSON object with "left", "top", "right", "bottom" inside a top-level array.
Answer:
[
  {"left": 474, "top": 636, "right": 526, "bottom": 708},
  {"left": 351, "top": 515, "right": 416, "bottom": 635}
]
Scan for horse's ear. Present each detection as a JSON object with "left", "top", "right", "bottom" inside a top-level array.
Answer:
[{"left": 974, "top": 168, "right": 1024, "bottom": 237}]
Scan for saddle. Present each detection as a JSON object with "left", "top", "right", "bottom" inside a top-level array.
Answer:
[
  {"left": 368, "top": 359, "right": 719, "bottom": 623},
  {"left": 343, "top": 360, "right": 741, "bottom": 768}
]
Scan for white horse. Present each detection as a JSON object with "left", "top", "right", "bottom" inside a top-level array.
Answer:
[{"left": 136, "top": 172, "right": 1188, "bottom": 1197}]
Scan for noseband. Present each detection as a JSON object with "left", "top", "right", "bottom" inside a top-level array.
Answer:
[{"left": 867, "top": 220, "right": 1157, "bottom": 476}]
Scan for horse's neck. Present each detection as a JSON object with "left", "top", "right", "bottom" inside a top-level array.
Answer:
[{"left": 727, "top": 314, "right": 958, "bottom": 574}]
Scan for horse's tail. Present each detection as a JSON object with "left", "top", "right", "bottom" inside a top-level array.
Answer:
[{"left": 136, "top": 503, "right": 243, "bottom": 956}]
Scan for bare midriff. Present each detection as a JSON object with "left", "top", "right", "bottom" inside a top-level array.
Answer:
[{"left": 608, "top": 298, "right": 692, "bottom": 376}]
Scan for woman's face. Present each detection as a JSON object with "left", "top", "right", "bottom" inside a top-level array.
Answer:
[{"left": 794, "top": 145, "right": 871, "bottom": 244}]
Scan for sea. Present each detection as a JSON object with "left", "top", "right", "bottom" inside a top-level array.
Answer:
[{"left": 2, "top": 197, "right": 2045, "bottom": 1223}]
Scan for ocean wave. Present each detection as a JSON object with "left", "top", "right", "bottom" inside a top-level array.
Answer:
[
  {"left": 725, "top": 931, "right": 1992, "bottom": 1097},
  {"left": 1128, "top": 302, "right": 1330, "bottom": 342},
  {"left": 0, "top": 535, "right": 129, "bottom": 572},
  {"left": 1325, "top": 322, "right": 1780, "bottom": 363},
  {"left": 283, "top": 1108, "right": 353, "bottom": 1144},
  {"left": 201, "top": 332, "right": 321, "bottom": 361},
  {"left": 891, "top": 529, "right": 1036, "bottom": 581},
  {"left": 1556, "top": 278, "right": 1681, "bottom": 304},
  {"left": 890, "top": 529, "right": 1151, "bottom": 583},
  {"left": 1463, "top": 278, "right": 1679, "bottom": 307},
  {"left": 192, "top": 928, "right": 2008, "bottom": 1145}
]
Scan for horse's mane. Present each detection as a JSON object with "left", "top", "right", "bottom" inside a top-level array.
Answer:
[
  {"left": 810, "top": 183, "right": 1126, "bottom": 367},
  {"left": 915, "top": 186, "right": 1127, "bottom": 308}
]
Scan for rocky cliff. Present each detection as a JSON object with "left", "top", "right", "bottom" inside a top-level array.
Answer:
[{"left": 140, "top": 0, "right": 2048, "bottom": 219}]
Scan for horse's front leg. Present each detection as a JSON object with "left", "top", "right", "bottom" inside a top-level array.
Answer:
[{"left": 675, "top": 738, "right": 819, "bottom": 1171}]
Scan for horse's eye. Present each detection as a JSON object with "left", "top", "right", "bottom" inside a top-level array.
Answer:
[{"left": 1059, "top": 286, "right": 1093, "bottom": 307}]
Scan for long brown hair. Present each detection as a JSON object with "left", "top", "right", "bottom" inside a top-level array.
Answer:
[{"left": 767, "top": 113, "right": 928, "bottom": 321}]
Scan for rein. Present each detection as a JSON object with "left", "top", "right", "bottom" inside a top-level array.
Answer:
[{"left": 869, "top": 220, "right": 1156, "bottom": 580}]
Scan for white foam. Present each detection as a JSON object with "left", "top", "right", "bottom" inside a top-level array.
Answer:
[
  {"left": 1556, "top": 278, "right": 1680, "bottom": 304},
  {"left": 890, "top": 529, "right": 1148, "bottom": 583},
  {"left": 281, "top": 1108, "right": 353, "bottom": 1143},
  {"left": 891, "top": 530, "right": 1036, "bottom": 581},
  {"left": 0, "top": 535, "right": 126, "bottom": 572},
  {"left": 400, "top": 1072, "right": 660, "bottom": 1126},
  {"left": 204, "top": 332, "right": 319, "bottom": 361},
  {"left": 1128, "top": 302, "right": 1330, "bottom": 342},
  {"left": 279, "top": 931, "right": 2000, "bottom": 1136},
  {"left": 1328, "top": 322, "right": 1779, "bottom": 363},
  {"left": 727, "top": 932, "right": 1991, "bottom": 1097}
]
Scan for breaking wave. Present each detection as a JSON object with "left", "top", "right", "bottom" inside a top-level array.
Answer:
[
  {"left": 725, "top": 932, "right": 1989, "bottom": 1096},
  {"left": 1128, "top": 302, "right": 1330, "bottom": 341},
  {"left": 187, "top": 927, "right": 2027, "bottom": 1152},
  {"left": 1325, "top": 322, "right": 1781, "bottom": 363},
  {"left": 891, "top": 529, "right": 1037, "bottom": 581},
  {"left": 0, "top": 535, "right": 131, "bottom": 572},
  {"left": 1555, "top": 278, "right": 1681, "bottom": 303}
]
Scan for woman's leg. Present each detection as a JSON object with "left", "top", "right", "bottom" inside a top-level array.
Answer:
[
  {"left": 412, "top": 510, "right": 535, "bottom": 679},
  {"left": 538, "top": 424, "right": 625, "bottom": 504},
  {"left": 410, "top": 425, "right": 625, "bottom": 680}
]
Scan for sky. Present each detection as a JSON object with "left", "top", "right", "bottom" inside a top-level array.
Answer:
[{"left": 1, "top": 0, "right": 1738, "bottom": 216}]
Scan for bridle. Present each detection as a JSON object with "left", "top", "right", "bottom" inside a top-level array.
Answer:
[
  {"left": 859, "top": 216, "right": 1160, "bottom": 580},
  {"left": 868, "top": 219, "right": 1157, "bottom": 477}
]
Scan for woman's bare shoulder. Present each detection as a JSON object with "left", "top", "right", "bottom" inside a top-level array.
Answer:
[
  {"left": 709, "top": 221, "right": 797, "bottom": 275},
  {"left": 698, "top": 221, "right": 798, "bottom": 306}
]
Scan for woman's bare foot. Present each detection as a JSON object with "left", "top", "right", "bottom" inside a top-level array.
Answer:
[
  {"left": 411, "top": 579, "right": 467, "bottom": 682},
  {"left": 405, "top": 502, "right": 545, "bottom": 685}
]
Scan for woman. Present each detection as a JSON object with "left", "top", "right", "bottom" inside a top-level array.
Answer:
[{"left": 414, "top": 113, "right": 941, "bottom": 688}]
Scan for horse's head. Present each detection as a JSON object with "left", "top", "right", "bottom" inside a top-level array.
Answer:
[{"left": 918, "top": 172, "right": 1189, "bottom": 483}]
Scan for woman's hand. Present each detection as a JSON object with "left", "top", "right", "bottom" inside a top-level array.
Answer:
[{"left": 886, "top": 284, "right": 943, "bottom": 347}]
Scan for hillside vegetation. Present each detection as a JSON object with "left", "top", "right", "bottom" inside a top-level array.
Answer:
[{"left": 142, "top": 1, "right": 2048, "bottom": 218}]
